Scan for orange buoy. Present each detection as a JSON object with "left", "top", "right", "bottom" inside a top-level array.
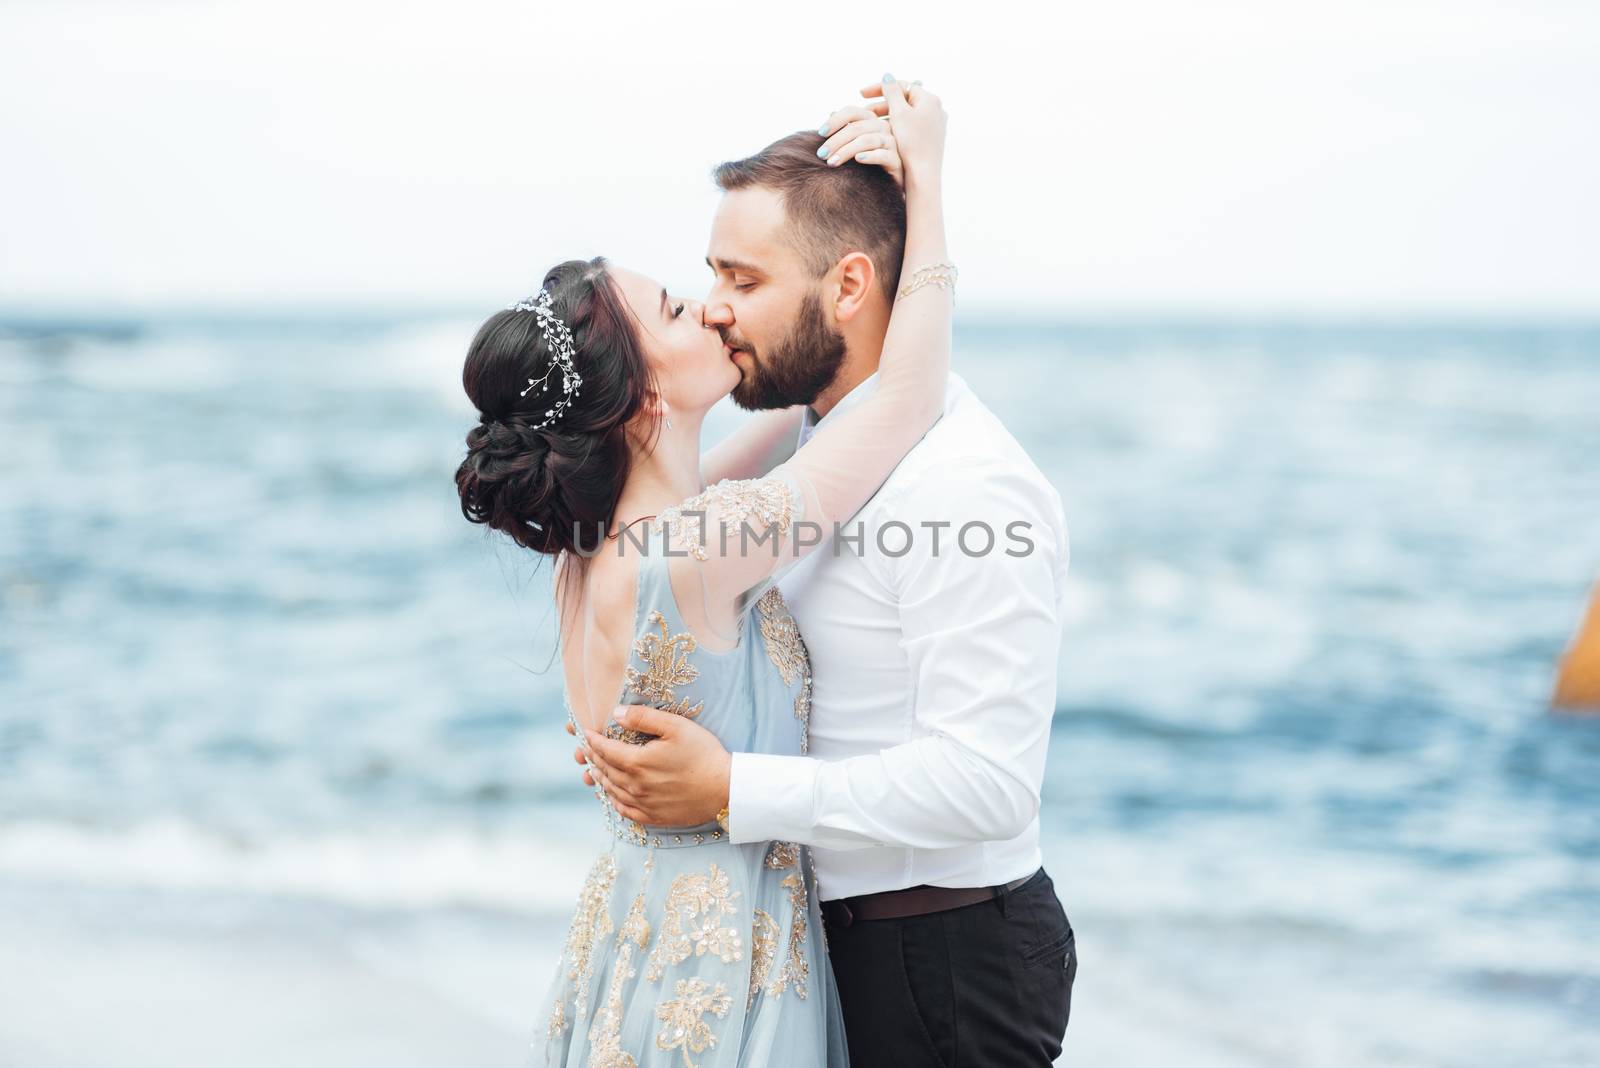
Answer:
[{"left": 1553, "top": 577, "right": 1600, "bottom": 712}]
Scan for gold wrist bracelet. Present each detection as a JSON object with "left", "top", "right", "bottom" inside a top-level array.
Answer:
[{"left": 897, "top": 261, "right": 958, "bottom": 300}]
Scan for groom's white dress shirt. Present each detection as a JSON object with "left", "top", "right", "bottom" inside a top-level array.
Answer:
[{"left": 727, "top": 369, "right": 1070, "bottom": 901}]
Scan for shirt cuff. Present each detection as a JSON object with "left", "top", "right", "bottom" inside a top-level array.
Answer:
[{"left": 726, "top": 751, "right": 819, "bottom": 845}]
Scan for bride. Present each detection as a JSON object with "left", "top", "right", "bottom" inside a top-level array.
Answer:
[{"left": 455, "top": 79, "right": 950, "bottom": 1067}]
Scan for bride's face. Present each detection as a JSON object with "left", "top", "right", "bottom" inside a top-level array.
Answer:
[{"left": 608, "top": 265, "right": 740, "bottom": 419}]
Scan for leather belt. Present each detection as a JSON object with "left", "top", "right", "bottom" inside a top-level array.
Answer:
[{"left": 821, "top": 868, "right": 1041, "bottom": 928}]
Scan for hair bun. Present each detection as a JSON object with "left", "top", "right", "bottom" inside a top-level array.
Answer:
[
  {"left": 455, "top": 257, "right": 650, "bottom": 559},
  {"left": 457, "top": 419, "right": 555, "bottom": 545},
  {"left": 470, "top": 414, "right": 553, "bottom": 464}
]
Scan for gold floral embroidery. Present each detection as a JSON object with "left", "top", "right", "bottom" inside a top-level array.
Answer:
[
  {"left": 645, "top": 863, "right": 743, "bottom": 981},
  {"left": 764, "top": 841, "right": 799, "bottom": 870},
  {"left": 604, "top": 809, "right": 650, "bottom": 847},
  {"left": 807, "top": 845, "right": 829, "bottom": 953},
  {"left": 654, "top": 977, "right": 733, "bottom": 1067},
  {"left": 756, "top": 587, "right": 814, "bottom": 753},
  {"left": 610, "top": 610, "right": 704, "bottom": 744},
  {"left": 793, "top": 676, "right": 813, "bottom": 753},
  {"left": 653, "top": 477, "right": 796, "bottom": 562},
  {"left": 751, "top": 843, "right": 807, "bottom": 1000},
  {"left": 755, "top": 588, "right": 802, "bottom": 686},
  {"left": 587, "top": 892, "right": 652, "bottom": 1068},
  {"left": 766, "top": 872, "right": 810, "bottom": 1000},
  {"left": 620, "top": 891, "right": 652, "bottom": 945},
  {"left": 547, "top": 996, "right": 566, "bottom": 1041},
  {"left": 558, "top": 853, "right": 617, "bottom": 1023},
  {"left": 747, "top": 908, "right": 780, "bottom": 1009}
]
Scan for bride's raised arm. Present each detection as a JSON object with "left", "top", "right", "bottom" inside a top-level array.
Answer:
[
  {"left": 663, "top": 79, "right": 953, "bottom": 630},
  {"left": 699, "top": 405, "right": 806, "bottom": 485},
  {"left": 698, "top": 83, "right": 921, "bottom": 488}
]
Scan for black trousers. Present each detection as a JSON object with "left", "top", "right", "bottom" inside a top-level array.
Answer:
[{"left": 823, "top": 867, "right": 1076, "bottom": 1067}]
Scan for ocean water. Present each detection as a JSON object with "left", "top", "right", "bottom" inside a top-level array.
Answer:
[{"left": 2, "top": 311, "right": 1598, "bottom": 1065}]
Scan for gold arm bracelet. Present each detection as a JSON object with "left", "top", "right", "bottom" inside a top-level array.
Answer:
[{"left": 897, "top": 261, "right": 958, "bottom": 300}]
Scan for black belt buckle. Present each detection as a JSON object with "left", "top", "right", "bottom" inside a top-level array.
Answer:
[{"left": 824, "top": 899, "right": 855, "bottom": 928}]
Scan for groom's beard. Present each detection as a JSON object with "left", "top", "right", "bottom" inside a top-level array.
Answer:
[{"left": 726, "top": 291, "right": 847, "bottom": 412}]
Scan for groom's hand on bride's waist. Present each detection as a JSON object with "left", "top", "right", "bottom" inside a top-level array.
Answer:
[{"left": 577, "top": 705, "right": 732, "bottom": 827}]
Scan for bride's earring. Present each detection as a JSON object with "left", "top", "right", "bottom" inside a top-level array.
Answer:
[{"left": 663, "top": 403, "right": 673, "bottom": 431}]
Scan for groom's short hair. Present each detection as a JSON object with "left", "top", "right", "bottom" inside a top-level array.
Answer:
[{"left": 713, "top": 132, "right": 907, "bottom": 302}]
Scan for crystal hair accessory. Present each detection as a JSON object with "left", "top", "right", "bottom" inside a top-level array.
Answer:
[{"left": 506, "top": 287, "right": 584, "bottom": 430}]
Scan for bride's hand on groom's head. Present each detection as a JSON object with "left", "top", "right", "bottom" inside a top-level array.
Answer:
[
  {"left": 818, "top": 104, "right": 904, "bottom": 190},
  {"left": 855, "top": 75, "right": 946, "bottom": 188}
]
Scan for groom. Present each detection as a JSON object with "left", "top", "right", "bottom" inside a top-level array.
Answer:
[{"left": 581, "top": 94, "right": 1075, "bottom": 1067}]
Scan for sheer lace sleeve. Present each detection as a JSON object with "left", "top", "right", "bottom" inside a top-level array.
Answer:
[
  {"left": 699, "top": 405, "right": 805, "bottom": 485},
  {"left": 655, "top": 468, "right": 812, "bottom": 644},
  {"left": 659, "top": 285, "right": 954, "bottom": 645},
  {"left": 660, "top": 163, "right": 952, "bottom": 644}
]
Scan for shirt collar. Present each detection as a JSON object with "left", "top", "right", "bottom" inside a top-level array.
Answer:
[
  {"left": 799, "top": 369, "right": 880, "bottom": 443},
  {"left": 796, "top": 369, "right": 963, "bottom": 449}
]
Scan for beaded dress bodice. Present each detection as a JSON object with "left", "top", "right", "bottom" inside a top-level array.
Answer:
[{"left": 539, "top": 478, "right": 846, "bottom": 1068}]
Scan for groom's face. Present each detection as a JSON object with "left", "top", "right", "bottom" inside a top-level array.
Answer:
[{"left": 704, "top": 186, "right": 847, "bottom": 412}]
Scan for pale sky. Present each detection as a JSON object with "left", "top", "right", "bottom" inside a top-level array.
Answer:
[{"left": 3, "top": 0, "right": 1597, "bottom": 317}]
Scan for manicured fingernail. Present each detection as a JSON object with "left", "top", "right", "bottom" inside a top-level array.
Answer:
[
  {"left": 817, "top": 123, "right": 830, "bottom": 135},
  {"left": 828, "top": 156, "right": 842, "bottom": 166},
  {"left": 615, "top": 706, "right": 632, "bottom": 724},
  {"left": 816, "top": 145, "right": 829, "bottom": 158},
  {"left": 882, "top": 72, "right": 894, "bottom": 83}
]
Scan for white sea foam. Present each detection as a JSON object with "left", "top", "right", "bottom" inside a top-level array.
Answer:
[{"left": 0, "top": 817, "right": 603, "bottom": 912}]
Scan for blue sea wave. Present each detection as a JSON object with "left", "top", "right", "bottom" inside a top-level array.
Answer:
[{"left": 2, "top": 312, "right": 1598, "bottom": 1065}]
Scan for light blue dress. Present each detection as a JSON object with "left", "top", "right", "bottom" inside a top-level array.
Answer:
[{"left": 535, "top": 498, "right": 850, "bottom": 1068}]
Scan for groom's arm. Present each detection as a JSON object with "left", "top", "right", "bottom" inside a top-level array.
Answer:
[
  {"left": 725, "top": 458, "right": 1068, "bottom": 850},
  {"left": 581, "top": 458, "right": 1069, "bottom": 848}
]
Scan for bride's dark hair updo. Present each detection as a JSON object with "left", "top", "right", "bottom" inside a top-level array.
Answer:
[{"left": 456, "top": 256, "right": 658, "bottom": 558}]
